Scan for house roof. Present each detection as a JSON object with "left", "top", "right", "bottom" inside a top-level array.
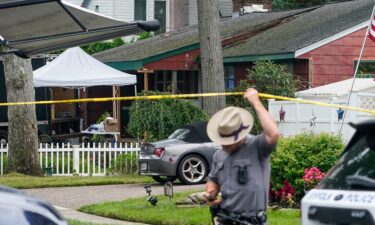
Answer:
[
  {"left": 295, "top": 78, "right": 375, "bottom": 98},
  {"left": 223, "top": 0, "right": 374, "bottom": 59},
  {"left": 94, "top": 8, "right": 311, "bottom": 62},
  {"left": 94, "top": 0, "right": 374, "bottom": 66}
]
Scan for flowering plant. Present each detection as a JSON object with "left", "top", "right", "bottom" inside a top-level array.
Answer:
[
  {"left": 303, "top": 166, "right": 326, "bottom": 191},
  {"left": 280, "top": 180, "right": 295, "bottom": 207},
  {"left": 270, "top": 180, "right": 296, "bottom": 207}
]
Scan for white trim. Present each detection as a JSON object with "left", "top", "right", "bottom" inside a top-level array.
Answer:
[{"left": 295, "top": 20, "right": 370, "bottom": 57}]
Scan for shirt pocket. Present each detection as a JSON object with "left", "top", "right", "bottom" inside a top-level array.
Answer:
[{"left": 233, "top": 159, "right": 252, "bottom": 185}]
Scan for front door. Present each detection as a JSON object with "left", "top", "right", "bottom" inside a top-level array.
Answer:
[{"left": 154, "top": 1, "right": 166, "bottom": 34}]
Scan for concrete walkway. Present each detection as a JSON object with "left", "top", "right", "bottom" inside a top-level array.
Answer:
[{"left": 24, "top": 183, "right": 204, "bottom": 225}]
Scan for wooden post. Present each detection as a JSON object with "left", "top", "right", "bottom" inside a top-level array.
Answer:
[{"left": 137, "top": 68, "right": 154, "bottom": 91}]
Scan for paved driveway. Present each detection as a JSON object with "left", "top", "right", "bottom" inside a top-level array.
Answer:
[{"left": 24, "top": 183, "right": 205, "bottom": 209}]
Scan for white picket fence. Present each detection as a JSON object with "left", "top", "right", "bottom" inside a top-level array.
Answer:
[{"left": 0, "top": 142, "right": 140, "bottom": 176}]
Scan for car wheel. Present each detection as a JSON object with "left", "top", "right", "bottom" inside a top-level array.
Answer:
[
  {"left": 177, "top": 155, "right": 208, "bottom": 185},
  {"left": 152, "top": 176, "right": 177, "bottom": 184}
]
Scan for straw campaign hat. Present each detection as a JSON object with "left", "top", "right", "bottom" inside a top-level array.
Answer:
[{"left": 207, "top": 106, "right": 253, "bottom": 145}]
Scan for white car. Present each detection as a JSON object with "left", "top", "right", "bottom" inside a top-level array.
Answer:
[
  {"left": 0, "top": 186, "right": 67, "bottom": 225},
  {"left": 301, "top": 120, "right": 375, "bottom": 225}
]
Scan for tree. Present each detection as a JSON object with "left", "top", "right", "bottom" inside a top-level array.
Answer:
[
  {"left": 196, "top": 0, "right": 226, "bottom": 116},
  {"left": 2, "top": 46, "right": 42, "bottom": 175}
]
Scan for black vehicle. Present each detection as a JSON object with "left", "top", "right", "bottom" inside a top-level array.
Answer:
[
  {"left": 301, "top": 120, "right": 375, "bottom": 225},
  {"left": 0, "top": 58, "right": 51, "bottom": 145}
]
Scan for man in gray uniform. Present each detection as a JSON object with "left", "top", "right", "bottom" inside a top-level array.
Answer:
[{"left": 205, "top": 88, "right": 279, "bottom": 225}]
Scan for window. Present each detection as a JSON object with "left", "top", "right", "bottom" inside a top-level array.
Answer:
[
  {"left": 224, "top": 66, "right": 235, "bottom": 90},
  {"left": 134, "top": 0, "right": 146, "bottom": 21},
  {"left": 154, "top": 71, "right": 198, "bottom": 94},
  {"left": 319, "top": 133, "right": 375, "bottom": 190},
  {"left": 355, "top": 60, "right": 375, "bottom": 78}
]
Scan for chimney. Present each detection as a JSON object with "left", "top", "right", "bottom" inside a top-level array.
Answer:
[{"left": 232, "top": 0, "right": 272, "bottom": 17}]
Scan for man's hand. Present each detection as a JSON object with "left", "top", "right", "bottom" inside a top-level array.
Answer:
[
  {"left": 243, "top": 88, "right": 261, "bottom": 106},
  {"left": 203, "top": 192, "right": 221, "bottom": 205},
  {"left": 243, "top": 87, "right": 279, "bottom": 145},
  {"left": 204, "top": 181, "right": 221, "bottom": 205}
]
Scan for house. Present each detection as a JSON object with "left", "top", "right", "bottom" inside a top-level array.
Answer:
[
  {"left": 93, "top": 0, "right": 375, "bottom": 95},
  {"left": 68, "top": 0, "right": 232, "bottom": 33},
  {"left": 64, "top": 0, "right": 273, "bottom": 128},
  {"left": 65, "top": 0, "right": 271, "bottom": 33}
]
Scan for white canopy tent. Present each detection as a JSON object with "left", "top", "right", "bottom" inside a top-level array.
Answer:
[
  {"left": 33, "top": 47, "right": 137, "bottom": 134},
  {"left": 33, "top": 47, "right": 136, "bottom": 87}
]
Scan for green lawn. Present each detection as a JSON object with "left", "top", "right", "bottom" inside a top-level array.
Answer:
[
  {"left": 68, "top": 220, "right": 105, "bottom": 225},
  {"left": 0, "top": 173, "right": 153, "bottom": 189},
  {"left": 79, "top": 191, "right": 300, "bottom": 225}
]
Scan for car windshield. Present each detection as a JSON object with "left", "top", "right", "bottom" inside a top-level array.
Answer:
[
  {"left": 318, "top": 133, "right": 375, "bottom": 190},
  {"left": 168, "top": 129, "right": 190, "bottom": 140}
]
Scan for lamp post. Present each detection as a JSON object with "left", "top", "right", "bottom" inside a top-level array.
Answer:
[
  {"left": 144, "top": 185, "right": 152, "bottom": 196},
  {"left": 163, "top": 181, "right": 173, "bottom": 201},
  {"left": 144, "top": 185, "right": 158, "bottom": 206}
]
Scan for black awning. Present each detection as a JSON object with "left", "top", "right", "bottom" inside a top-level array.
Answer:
[{"left": 0, "top": 0, "right": 160, "bottom": 57}]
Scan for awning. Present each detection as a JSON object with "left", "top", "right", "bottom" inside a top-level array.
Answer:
[
  {"left": 0, "top": 0, "right": 159, "bottom": 57},
  {"left": 33, "top": 47, "right": 136, "bottom": 88}
]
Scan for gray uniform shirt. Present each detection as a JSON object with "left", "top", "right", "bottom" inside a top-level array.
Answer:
[{"left": 208, "top": 134, "right": 276, "bottom": 214}]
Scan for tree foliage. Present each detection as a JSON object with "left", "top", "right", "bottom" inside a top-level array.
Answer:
[
  {"left": 227, "top": 61, "right": 302, "bottom": 134},
  {"left": 272, "top": 0, "right": 342, "bottom": 10},
  {"left": 81, "top": 38, "right": 125, "bottom": 54},
  {"left": 80, "top": 32, "right": 153, "bottom": 54},
  {"left": 127, "top": 91, "right": 209, "bottom": 142}
]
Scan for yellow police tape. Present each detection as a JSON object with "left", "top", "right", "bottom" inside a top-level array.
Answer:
[{"left": 1, "top": 92, "right": 375, "bottom": 115}]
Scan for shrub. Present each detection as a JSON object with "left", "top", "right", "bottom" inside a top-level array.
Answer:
[
  {"left": 128, "top": 91, "right": 208, "bottom": 141},
  {"left": 109, "top": 153, "right": 137, "bottom": 175},
  {"left": 271, "top": 132, "right": 344, "bottom": 200}
]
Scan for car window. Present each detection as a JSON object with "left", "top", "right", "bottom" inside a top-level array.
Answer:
[
  {"left": 168, "top": 129, "right": 190, "bottom": 140},
  {"left": 318, "top": 134, "right": 375, "bottom": 190},
  {"left": 24, "top": 211, "right": 58, "bottom": 225}
]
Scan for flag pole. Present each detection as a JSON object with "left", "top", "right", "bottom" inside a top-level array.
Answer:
[{"left": 339, "top": 3, "right": 375, "bottom": 135}]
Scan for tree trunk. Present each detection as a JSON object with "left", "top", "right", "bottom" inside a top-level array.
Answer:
[
  {"left": 197, "top": 0, "right": 226, "bottom": 116},
  {"left": 3, "top": 47, "right": 42, "bottom": 176}
]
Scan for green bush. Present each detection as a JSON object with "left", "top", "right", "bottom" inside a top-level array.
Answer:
[
  {"left": 128, "top": 91, "right": 209, "bottom": 141},
  {"left": 227, "top": 61, "right": 303, "bottom": 134},
  {"left": 109, "top": 153, "right": 137, "bottom": 175},
  {"left": 271, "top": 132, "right": 345, "bottom": 199}
]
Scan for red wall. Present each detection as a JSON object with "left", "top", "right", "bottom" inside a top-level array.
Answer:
[
  {"left": 144, "top": 49, "right": 200, "bottom": 70},
  {"left": 234, "top": 63, "right": 254, "bottom": 86},
  {"left": 297, "top": 28, "right": 375, "bottom": 87}
]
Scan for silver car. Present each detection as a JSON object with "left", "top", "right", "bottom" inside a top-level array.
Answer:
[{"left": 138, "top": 122, "right": 220, "bottom": 185}]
